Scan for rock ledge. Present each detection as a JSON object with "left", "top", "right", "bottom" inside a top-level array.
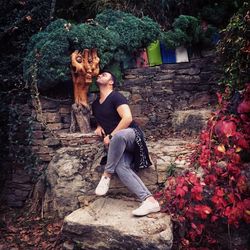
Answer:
[{"left": 63, "top": 197, "right": 172, "bottom": 250}]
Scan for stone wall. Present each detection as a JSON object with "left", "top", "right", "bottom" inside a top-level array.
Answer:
[
  {"left": 121, "top": 54, "right": 221, "bottom": 137},
  {"left": 1, "top": 53, "right": 221, "bottom": 208},
  {"left": 1, "top": 96, "right": 73, "bottom": 207}
]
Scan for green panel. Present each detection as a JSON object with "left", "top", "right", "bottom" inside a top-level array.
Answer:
[{"left": 147, "top": 40, "right": 163, "bottom": 66}]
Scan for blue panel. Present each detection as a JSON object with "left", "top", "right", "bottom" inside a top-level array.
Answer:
[{"left": 160, "top": 43, "right": 176, "bottom": 64}]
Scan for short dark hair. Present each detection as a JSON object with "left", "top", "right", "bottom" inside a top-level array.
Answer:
[{"left": 105, "top": 71, "right": 117, "bottom": 88}]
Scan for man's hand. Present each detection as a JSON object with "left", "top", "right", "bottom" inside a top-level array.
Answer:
[
  {"left": 94, "top": 126, "right": 105, "bottom": 137},
  {"left": 103, "top": 135, "right": 111, "bottom": 147}
]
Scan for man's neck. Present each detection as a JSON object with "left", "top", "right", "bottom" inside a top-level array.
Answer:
[{"left": 99, "top": 87, "right": 113, "bottom": 101}]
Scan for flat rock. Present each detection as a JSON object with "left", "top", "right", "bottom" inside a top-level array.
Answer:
[
  {"left": 63, "top": 197, "right": 173, "bottom": 250},
  {"left": 172, "top": 109, "right": 212, "bottom": 135}
]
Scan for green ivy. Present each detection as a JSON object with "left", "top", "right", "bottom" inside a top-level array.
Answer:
[
  {"left": 5, "top": 91, "right": 41, "bottom": 181},
  {"left": 216, "top": 2, "right": 250, "bottom": 89}
]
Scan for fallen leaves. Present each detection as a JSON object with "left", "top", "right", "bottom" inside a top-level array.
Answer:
[{"left": 0, "top": 206, "right": 63, "bottom": 250}]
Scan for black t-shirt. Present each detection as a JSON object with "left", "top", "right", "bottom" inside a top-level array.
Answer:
[{"left": 92, "top": 91, "right": 134, "bottom": 135}]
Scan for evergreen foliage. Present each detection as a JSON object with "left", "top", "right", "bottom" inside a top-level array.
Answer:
[
  {"left": 161, "top": 29, "right": 189, "bottom": 49},
  {"left": 173, "top": 15, "right": 200, "bottom": 44},
  {"left": 161, "top": 15, "right": 218, "bottom": 49},
  {"left": 95, "top": 9, "right": 127, "bottom": 27},
  {"left": 70, "top": 23, "right": 119, "bottom": 65},
  {"left": 96, "top": 10, "right": 161, "bottom": 61},
  {"left": 23, "top": 10, "right": 161, "bottom": 91},
  {"left": 24, "top": 19, "right": 71, "bottom": 91}
]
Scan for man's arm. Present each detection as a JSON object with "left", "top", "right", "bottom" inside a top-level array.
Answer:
[
  {"left": 112, "top": 104, "right": 133, "bottom": 135},
  {"left": 94, "top": 125, "right": 105, "bottom": 137},
  {"left": 103, "top": 104, "right": 133, "bottom": 146}
]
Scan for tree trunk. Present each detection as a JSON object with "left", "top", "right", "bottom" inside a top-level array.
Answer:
[
  {"left": 70, "top": 49, "right": 100, "bottom": 133},
  {"left": 70, "top": 103, "right": 91, "bottom": 133}
]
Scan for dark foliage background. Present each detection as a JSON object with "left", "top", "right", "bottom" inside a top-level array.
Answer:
[
  {"left": 0, "top": 1, "right": 249, "bottom": 249},
  {"left": 55, "top": 0, "right": 244, "bottom": 29},
  {"left": 0, "top": 0, "right": 52, "bottom": 190},
  {"left": 0, "top": 0, "right": 52, "bottom": 91},
  {"left": 0, "top": 0, "right": 245, "bottom": 91}
]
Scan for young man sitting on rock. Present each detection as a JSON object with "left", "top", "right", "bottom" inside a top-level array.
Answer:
[{"left": 92, "top": 71, "right": 160, "bottom": 216}]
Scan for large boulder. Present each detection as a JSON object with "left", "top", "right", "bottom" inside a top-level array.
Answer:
[
  {"left": 63, "top": 197, "right": 173, "bottom": 250},
  {"left": 43, "top": 144, "right": 103, "bottom": 217},
  {"left": 43, "top": 138, "right": 158, "bottom": 218}
]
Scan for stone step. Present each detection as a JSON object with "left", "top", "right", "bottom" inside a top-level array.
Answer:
[
  {"left": 172, "top": 109, "right": 212, "bottom": 135},
  {"left": 62, "top": 197, "right": 173, "bottom": 250},
  {"left": 148, "top": 138, "right": 198, "bottom": 183},
  {"left": 109, "top": 165, "right": 158, "bottom": 196}
]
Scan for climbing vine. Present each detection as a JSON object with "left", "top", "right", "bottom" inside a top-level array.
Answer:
[
  {"left": 6, "top": 60, "right": 61, "bottom": 182},
  {"left": 7, "top": 89, "right": 41, "bottom": 181},
  {"left": 217, "top": 2, "right": 250, "bottom": 89},
  {"left": 155, "top": 85, "right": 250, "bottom": 249}
]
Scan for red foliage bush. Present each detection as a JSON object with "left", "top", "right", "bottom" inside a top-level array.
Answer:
[{"left": 155, "top": 84, "right": 250, "bottom": 249}]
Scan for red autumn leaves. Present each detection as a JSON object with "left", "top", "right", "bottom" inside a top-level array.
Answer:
[
  {"left": 197, "top": 84, "right": 250, "bottom": 229},
  {"left": 156, "top": 84, "right": 250, "bottom": 248}
]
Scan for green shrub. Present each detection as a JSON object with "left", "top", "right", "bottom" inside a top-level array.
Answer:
[
  {"left": 161, "top": 15, "right": 217, "bottom": 50},
  {"left": 23, "top": 10, "right": 161, "bottom": 91},
  {"left": 96, "top": 10, "right": 161, "bottom": 61}
]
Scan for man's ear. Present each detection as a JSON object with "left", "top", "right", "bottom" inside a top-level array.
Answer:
[{"left": 109, "top": 79, "right": 114, "bottom": 86}]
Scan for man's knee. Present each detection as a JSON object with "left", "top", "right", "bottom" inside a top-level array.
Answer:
[
  {"left": 112, "top": 128, "right": 135, "bottom": 143},
  {"left": 111, "top": 132, "right": 126, "bottom": 145}
]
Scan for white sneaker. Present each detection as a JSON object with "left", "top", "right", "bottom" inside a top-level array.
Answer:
[
  {"left": 132, "top": 199, "right": 161, "bottom": 216},
  {"left": 95, "top": 175, "right": 111, "bottom": 196}
]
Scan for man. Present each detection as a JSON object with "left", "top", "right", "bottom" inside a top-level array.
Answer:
[{"left": 92, "top": 71, "right": 160, "bottom": 216}]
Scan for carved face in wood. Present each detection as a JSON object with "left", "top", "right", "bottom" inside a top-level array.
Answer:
[
  {"left": 71, "top": 49, "right": 100, "bottom": 84},
  {"left": 71, "top": 49, "right": 100, "bottom": 107}
]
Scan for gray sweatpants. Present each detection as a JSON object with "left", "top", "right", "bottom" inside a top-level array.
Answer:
[{"left": 105, "top": 128, "right": 152, "bottom": 201}]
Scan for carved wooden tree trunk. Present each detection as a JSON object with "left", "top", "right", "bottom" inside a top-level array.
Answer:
[{"left": 70, "top": 49, "right": 100, "bottom": 133}]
